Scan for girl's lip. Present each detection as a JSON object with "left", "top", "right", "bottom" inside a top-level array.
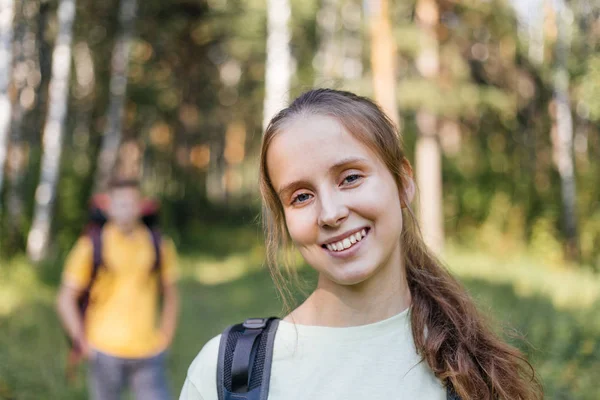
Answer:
[
  {"left": 323, "top": 229, "right": 370, "bottom": 258},
  {"left": 321, "top": 227, "right": 370, "bottom": 247}
]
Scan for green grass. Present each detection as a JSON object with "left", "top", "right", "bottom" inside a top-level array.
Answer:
[{"left": 0, "top": 231, "right": 599, "bottom": 399}]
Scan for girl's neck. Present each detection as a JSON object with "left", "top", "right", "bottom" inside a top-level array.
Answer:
[{"left": 288, "top": 256, "right": 411, "bottom": 327}]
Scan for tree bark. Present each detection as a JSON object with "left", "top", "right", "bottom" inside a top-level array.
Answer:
[
  {"left": 414, "top": 0, "right": 443, "bottom": 254},
  {"left": 552, "top": 4, "right": 579, "bottom": 261},
  {"left": 262, "top": 0, "right": 291, "bottom": 132},
  {"left": 6, "top": 0, "right": 40, "bottom": 251},
  {"left": 314, "top": 0, "right": 340, "bottom": 84},
  {"left": 94, "top": 0, "right": 137, "bottom": 191},
  {"left": 366, "top": 0, "right": 400, "bottom": 128},
  {"left": 72, "top": 41, "right": 95, "bottom": 163},
  {"left": 340, "top": 0, "right": 363, "bottom": 87},
  {"left": 0, "top": 0, "right": 15, "bottom": 206},
  {"left": 27, "top": 0, "right": 76, "bottom": 262}
]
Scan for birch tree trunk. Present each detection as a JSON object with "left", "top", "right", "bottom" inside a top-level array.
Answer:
[
  {"left": 366, "top": 0, "right": 399, "bottom": 128},
  {"left": 0, "top": 0, "right": 14, "bottom": 206},
  {"left": 94, "top": 0, "right": 137, "bottom": 191},
  {"left": 314, "top": 0, "right": 340, "bottom": 84},
  {"left": 341, "top": 0, "right": 363, "bottom": 89},
  {"left": 414, "top": 0, "right": 443, "bottom": 254},
  {"left": 27, "top": 0, "right": 76, "bottom": 261},
  {"left": 552, "top": 4, "right": 579, "bottom": 260},
  {"left": 527, "top": 0, "right": 545, "bottom": 67},
  {"left": 262, "top": 0, "right": 291, "bottom": 132}
]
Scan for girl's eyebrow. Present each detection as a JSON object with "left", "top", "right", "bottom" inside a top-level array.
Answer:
[
  {"left": 277, "top": 156, "right": 369, "bottom": 198},
  {"left": 277, "top": 180, "right": 310, "bottom": 199},
  {"left": 328, "top": 156, "right": 369, "bottom": 172}
]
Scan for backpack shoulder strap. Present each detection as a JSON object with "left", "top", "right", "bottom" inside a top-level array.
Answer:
[
  {"left": 149, "top": 229, "right": 162, "bottom": 273},
  {"left": 76, "top": 227, "right": 104, "bottom": 319},
  {"left": 89, "top": 227, "right": 104, "bottom": 282},
  {"left": 217, "top": 317, "right": 279, "bottom": 400}
]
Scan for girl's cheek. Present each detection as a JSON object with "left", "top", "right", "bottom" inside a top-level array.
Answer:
[{"left": 287, "top": 215, "right": 317, "bottom": 244}]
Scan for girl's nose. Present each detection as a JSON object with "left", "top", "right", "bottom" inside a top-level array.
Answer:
[{"left": 317, "top": 190, "right": 349, "bottom": 228}]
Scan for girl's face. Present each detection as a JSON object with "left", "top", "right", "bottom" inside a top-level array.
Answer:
[{"left": 267, "top": 114, "right": 411, "bottom": 287}]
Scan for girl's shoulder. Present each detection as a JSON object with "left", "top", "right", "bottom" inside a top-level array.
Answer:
[{"left": 183, "top": 334, "right": 221, "bottom": 399}]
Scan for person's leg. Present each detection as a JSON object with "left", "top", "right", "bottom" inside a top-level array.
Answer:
[
  {"left": 88, "top": 351, "right": 126, "bottom": 400},
  {"left": 129, "top": 351, "right": 171, "bottom": 400}
]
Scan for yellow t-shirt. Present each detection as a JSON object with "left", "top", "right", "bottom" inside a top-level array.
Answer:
[{"left": 62, "top": 222, "right": 178, "bottom": 358}]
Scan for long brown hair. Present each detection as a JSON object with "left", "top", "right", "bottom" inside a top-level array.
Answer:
[{"left": 259, "top": 89, "right": 542, "bottom": 400}]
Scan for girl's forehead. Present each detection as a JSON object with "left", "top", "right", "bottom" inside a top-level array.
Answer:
[
  {"left": 266, "top": 114, "right": 383, "bottom": 186},
  {"left": 270, "top": 115, "right": 369, "bottom": 159}
]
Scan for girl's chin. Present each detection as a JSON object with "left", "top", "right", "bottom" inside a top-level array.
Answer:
[{"left": 321, "top": 267, "right": 376, "bottom": 287}]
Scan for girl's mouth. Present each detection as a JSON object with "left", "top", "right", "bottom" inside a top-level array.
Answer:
[{"left": 322, "top": 228, "right": 370, "bottom": 253}]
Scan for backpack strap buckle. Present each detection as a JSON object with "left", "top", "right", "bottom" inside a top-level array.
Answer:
[{"left": 243, "top": 318, "right": 268, "bottom": 330}]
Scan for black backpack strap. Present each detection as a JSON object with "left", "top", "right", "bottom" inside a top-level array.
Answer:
[
  {"left": 80, "top": 226, "right": 104, "bottom": 307},
  {"left": 217, "top": 317, "right": 279, "bottom": 400},
  {"left": 149, "top": 229, "right": 162, "bottom": 273},
  {"left": 90, "top": 227, "right": 103, "bottom": 275}
]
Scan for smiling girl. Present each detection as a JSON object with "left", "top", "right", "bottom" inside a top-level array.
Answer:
[{"left": 180, "top": 89, "right": 542, "bottom": 400}]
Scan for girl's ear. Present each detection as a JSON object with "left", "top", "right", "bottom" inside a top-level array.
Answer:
[{"left": 400, "top": 158, "right": 416, "bottom": 207}]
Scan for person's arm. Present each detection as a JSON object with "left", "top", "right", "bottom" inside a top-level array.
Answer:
[
  {"left": 159, "top": 281, "right": 179, "bottom": 347},
  {"left": 158, "top": 238, "right": 180, "bottom": 347},
  {"left": 56, "top": 236, "right": 94, "bottom": 357},
  {"left": 56, "top": 284, "right": 92, "bottom": 357}
]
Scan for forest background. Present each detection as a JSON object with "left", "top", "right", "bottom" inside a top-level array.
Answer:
[{"left": 0, "top": 0, "right": 599, "bottom": 398}]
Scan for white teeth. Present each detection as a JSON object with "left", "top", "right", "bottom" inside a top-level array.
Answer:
[{"left": 326, "top": 229, "right": 368, "bottom": 252}]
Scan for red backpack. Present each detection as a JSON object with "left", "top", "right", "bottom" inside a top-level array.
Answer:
[{"left": 66, "top": 194, "right": 163, "bottom": 382}]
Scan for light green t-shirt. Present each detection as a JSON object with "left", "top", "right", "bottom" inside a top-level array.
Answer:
[{"left": 180, "top": 308, "right": 446, "bottom": 400}]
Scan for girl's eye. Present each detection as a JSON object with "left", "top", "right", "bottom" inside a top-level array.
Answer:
[
  {"left": 342, "top": 174, "right": 361, "bottom": 185},
  {"left": 292, "top": 193, "right": 312, "bottom": 204}
]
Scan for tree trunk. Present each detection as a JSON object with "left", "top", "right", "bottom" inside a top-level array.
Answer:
[
  {"left": 527, "top": 0, "right": 545, "bottom": 66},
  {"left": 414, "top": 0, "right": 443, "bottom": 254},
  {"left": 94, "top": 0, "right": 137, "bottom": 191},
  {"left": 6, "top": 0, "right": 40, "bottom": 251},
  {"left": 262, "top": 0, "right": 291, "bottom": 132},
  {"left": 27, "top": 0, "right": 76, "bottom": 262},
  {"left": 552, "top": 4, "right": 579, "bottom": 261},
  {"left": 340, "top": 0, "right": 363, "bottom": 89},
  {"left": 366, "top": 0, "right": 399, "bottom": 128},
  {"left": 314, "top": 0, "right": 362, "bottom": 89},
  {"left": 314, "top": 0, "right": 340, "bottom": 84},
  {"left": 72, "top": 41, "right": 95, "bottom": 169},
  {"left": 32, "top": 0, "right": 52, "bottom": 147},
  {"left": 0, "top": 0, "right": 15, "bottom": 206}
]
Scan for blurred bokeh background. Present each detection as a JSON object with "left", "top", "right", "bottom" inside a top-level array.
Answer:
[{"left": 0, "top": 0, "right": 599, "bottom": 398}]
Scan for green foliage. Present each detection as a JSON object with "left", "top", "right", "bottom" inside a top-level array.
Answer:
[
  {"left": 1, "top": 239, "right": 599, "bottom": 399},
  {"left": 578, "top": 56, "right": 600, "bottom": 121},
  {"left": 0, "top": 0, "right": 598, "bottom": 268}
]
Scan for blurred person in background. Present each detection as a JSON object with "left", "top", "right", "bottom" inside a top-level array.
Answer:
[{"left": 57, "top": 178, "right": 179, "bottom": 400}]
